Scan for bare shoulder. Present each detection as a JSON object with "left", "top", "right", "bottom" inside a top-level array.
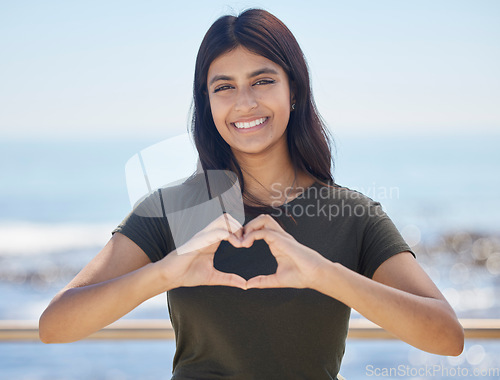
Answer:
[{"left": 64, "top": 232, "right": 152, "bottom": 289}]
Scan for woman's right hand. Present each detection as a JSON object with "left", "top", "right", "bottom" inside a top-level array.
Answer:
[{"left": 158, "top": 213, "right": 247, "bottom": 290}]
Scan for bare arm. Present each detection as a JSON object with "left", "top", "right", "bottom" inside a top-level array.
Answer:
[
  {"left": 39, "top": 214, "right": 246, "bottom": 343},
  {"left": 314, "top": 252, "right": 464, "bottom": 356},
  {"left": 39, "top": 233, "right": 164, "bottom": 343}
]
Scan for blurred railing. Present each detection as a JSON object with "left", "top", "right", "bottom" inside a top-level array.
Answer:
[{"left": 1, "top": 319, "right": 499, "bottom": 341}]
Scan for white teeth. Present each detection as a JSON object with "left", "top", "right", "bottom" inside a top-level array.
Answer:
[{"left": 234, "top": 117, "right": 267, "bottom": 129}]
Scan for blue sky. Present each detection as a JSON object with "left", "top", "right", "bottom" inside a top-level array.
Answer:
[{"left": 1, "top": 0, "right": 499, "bottom": 138}]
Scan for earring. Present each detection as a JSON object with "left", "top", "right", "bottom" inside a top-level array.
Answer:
[{"left": 291, "top": 103, "right": 296, "bottom": 110}]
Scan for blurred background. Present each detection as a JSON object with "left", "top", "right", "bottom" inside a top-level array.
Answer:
[{"left": 1, "top": 0, "right": 499, "bottom": 379}]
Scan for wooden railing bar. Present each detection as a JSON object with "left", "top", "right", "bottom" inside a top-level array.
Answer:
[{"left": 1, "top": 319, "right": 499, "bottom": 342}]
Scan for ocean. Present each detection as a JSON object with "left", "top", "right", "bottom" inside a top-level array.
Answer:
[{"left": 1, "top": 133, "right": 499, "bottom": 379}]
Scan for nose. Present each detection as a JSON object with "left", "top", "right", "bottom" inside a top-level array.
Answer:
[{"left": 234, "top": 87, "right": 258, "bottom": 112}]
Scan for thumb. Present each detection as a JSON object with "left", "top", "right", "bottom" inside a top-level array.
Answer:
[
  {"left": 246, "top": 274, "right": 281, "bottom": 289},
  {"left": 211, "top": 269, "right": 248, "bottom": 290}
]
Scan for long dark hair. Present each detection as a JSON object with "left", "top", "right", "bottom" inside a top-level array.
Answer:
[{"left": 191, "top": 8, "right": 334, "bottom": 208}]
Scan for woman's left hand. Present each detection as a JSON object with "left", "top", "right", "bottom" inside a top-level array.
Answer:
[{"left": 236, "top": 214, "right": 328, "bottom": 289}]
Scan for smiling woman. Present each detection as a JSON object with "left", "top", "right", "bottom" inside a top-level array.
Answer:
[
  {"left": 192, "top": 9, "right": 333, "bottom": 209},
  {"left": 39, "top": 8, "right": 464, "bottom": 380}
]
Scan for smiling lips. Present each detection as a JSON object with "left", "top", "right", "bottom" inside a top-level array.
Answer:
[{"left": 233, "top": 117, "right": 268, "bottom": 129}]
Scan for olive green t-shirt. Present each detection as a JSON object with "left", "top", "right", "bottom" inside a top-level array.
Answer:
[{"left": 113, "top": 180, "right": 414, "bottom": 380}]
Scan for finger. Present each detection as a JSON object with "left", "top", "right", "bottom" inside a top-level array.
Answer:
[
  {"left": 223, "top": 213, "right": 244, "bottom": 238},
  {"left": 210, "top": 213, "right": 244, "bottom": 235},
  {"left": 241, "top": 228, "right": 278, "bottom": 248},
  {"left": 177, "top": 227, "right": 232, "bottom": 255},
  {"left": 210, "top": 270, "right": 248, "bottom": 290},
  {"left": 243, "top": 214, "right": 283, "bottom": 236},
  {"left": 225, "top": 232, "right": 243, "bottom": 248},
  {"left": 246, "top": 274, "right": 282, "bottom": 289}
]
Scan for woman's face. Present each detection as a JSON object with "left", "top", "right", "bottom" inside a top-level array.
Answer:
[{"left": 207, "top": 46, "right": 293, "bottom": 158}]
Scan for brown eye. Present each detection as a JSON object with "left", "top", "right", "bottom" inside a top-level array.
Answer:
[
  {"left": 254, "top": 79, "right": 275, "bottom": 86},
  {"left": 214, "top": 85, "right": 233, "bottom": 93}
]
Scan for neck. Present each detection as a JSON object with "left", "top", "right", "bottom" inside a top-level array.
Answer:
[{"left": 232, "top": 141, "right": 309, "bottom": 205}]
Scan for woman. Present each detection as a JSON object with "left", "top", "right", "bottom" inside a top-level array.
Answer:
[{"left": 39, "top": 8, "right": 464, "bottom": 379}]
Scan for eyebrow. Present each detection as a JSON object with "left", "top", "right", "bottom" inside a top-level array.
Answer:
[{"left": 208, "top": 67, "right": 279, "bottom": 86}]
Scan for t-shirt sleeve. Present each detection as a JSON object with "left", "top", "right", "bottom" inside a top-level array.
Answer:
[
  {"left": 112, "top": 191, "right": 175, "bottom": 263},
  {"left": 358, "top": 199, "right": 415, "bottom": 279}
]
